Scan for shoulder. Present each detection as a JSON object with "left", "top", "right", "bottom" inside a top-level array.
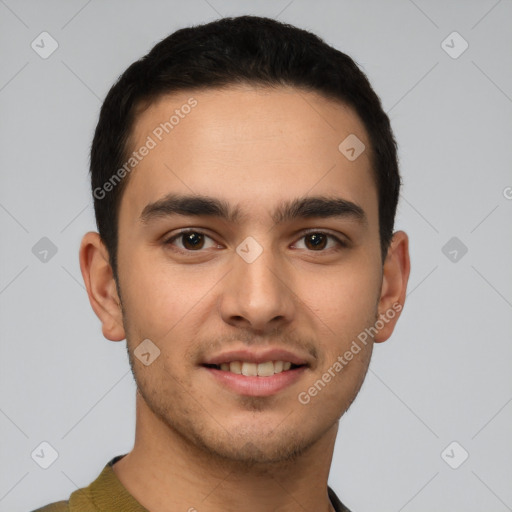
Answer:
[
  {"left": 30, "top": 501, "right": 69, "bottom": 512},
  {"left": 30, "top": 455, "right": 129, "bottom": 512}
]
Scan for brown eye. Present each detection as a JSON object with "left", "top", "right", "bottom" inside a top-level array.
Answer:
[
  {"left": 181, "top": 232, "right": 205, "bottom": 250},
  {"left": 165, "top": 230, "right": 216, "bottom": 252},
  {"left": 304, "top": 233, "right": 328, "bottom": 250},
  {"left": 294, "top": 231, "right": 346, "bottom": 252}
]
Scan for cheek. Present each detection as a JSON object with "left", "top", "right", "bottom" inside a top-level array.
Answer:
[
  {"left": 297, "top": 258, "right": 381, "bottom": 330},
  {"left": 294, "top": 266, "right": 378, "bottom": 415},
  {"left": 119, "top": 249, "right": 226, "bottom": 349},
  {"left": 293, "top": 261, "right": 381, "bottom": 396},
  {"left": 119, "top": 253, "right": 186, "bottom": 338}
]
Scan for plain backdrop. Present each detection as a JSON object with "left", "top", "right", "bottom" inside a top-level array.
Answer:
[{"left": 1, "top": 1, "right": 511, "bottom": 511}]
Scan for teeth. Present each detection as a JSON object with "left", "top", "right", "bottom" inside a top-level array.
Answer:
[
  {"left": 241, "top": 362, "right": 258, "bottom": 376},
  {"left": 229, "top": 361, "right": 242, "bottom": 374},
  {"left": 217, "top": 360, "right": 298, "bottom": 376},
  {"left": 257, "top": 361, "right": 275, "bottom": 377}
]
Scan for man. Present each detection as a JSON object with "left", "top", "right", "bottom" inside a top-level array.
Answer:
[{"left": 34, "top": 15, "right": 410, "bottom": 512}]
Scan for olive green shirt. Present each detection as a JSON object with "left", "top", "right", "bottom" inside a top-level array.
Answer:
[{"left": 32, "top": 454, "right": 351, "bottom": 511}]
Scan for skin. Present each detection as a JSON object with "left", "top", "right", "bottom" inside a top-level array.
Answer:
[{"left": 79, "top": 85, "right": 410, "bottom": 512}]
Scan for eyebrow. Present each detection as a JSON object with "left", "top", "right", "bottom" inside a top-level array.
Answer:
[{"left": 139, "top": 193, "right": 367, "bottom": 227}]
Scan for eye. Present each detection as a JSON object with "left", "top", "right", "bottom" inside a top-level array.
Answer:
[
  {"left": 293, "top": 231, "right": 347, "bottom": 252},
  {"left": 164, "top": 230, "right": 218, "bottom": 252},
  {"left": 163, "top": 229, "right": 347, "bottom": 254}
]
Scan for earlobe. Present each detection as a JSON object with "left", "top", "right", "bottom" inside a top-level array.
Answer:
[
  {"left": 374, "top": 230, "right": 411, "bottom": 343},
  {"left": 79, "top": 231, "right": 126, "bottom": 342}
]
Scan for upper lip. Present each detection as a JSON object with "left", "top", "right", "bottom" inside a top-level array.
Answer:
[{"left": 202, "top": 347, "right": 310, "bottom": 366}]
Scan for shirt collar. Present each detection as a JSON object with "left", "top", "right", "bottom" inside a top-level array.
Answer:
[{"left": 82, "top": 455, "right": 350, "bottom": 512}]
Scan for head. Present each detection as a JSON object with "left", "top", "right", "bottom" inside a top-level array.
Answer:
[{"left": 80, "top": 15, "right": 410, "bottom": 466}]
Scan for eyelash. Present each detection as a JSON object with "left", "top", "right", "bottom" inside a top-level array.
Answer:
[{"left": 163, "top": 229, "right": 348, "bottom": 255}]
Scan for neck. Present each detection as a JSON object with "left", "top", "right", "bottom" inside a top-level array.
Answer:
[{"left": 113, "top": 392, "right": 339, "bottom": 512}]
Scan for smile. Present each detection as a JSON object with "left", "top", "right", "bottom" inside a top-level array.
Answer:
[
  {"left": 202, "top": 363, "right": 307, "bottom": 397},
  {"left": 204, "top": 360, "right": 303, "bottom": 377}
]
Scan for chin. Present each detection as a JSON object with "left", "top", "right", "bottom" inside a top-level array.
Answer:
[
  {"left": 205, "top": 432, "right": 312, "bottom": 466},
  {"left": 186, "top": 414, "right": 326, "bottom": 467}
]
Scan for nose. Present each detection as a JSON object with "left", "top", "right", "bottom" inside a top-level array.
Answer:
[{"left": 218, "top": 244, "right": 296, "bottom": 333}]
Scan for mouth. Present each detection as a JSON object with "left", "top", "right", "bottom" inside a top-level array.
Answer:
[
  {"left": 201, "top": 347, "right": 311, "bottom": 396},
  {"left": 201, "top": 360, "right": 308, "bottom": 397},
  {"left": 202, "top": 360, "right": 305, "bottom": 377}
]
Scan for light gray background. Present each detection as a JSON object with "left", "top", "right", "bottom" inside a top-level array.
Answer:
[{"left": 1, "top": 1, "right": 511, "bottom": 511}]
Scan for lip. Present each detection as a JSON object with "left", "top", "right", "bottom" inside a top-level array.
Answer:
[
  {"left": 202, "top": 347, "right": 310, "bottom": 366},
  {"left": 203, "top": 365, "right": 307, "bottom": 397}
]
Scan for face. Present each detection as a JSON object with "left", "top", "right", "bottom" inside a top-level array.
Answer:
[{"left": 94, "top": 85, "right": 406, "bottom": 464}]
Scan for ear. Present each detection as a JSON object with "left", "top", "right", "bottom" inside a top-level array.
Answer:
[
  {"left": 79, "top": 231, "right": 126, "bottom": 341},
  {"left": 374, "top": 230, "right": 411, "bottom": 343}
]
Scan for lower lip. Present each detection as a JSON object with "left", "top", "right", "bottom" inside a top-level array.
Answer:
[{"left": 203, "top": 366, "right": 307, "bottom": 397}]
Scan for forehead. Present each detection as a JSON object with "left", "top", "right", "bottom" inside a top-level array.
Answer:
[{"left": 120, "top": 85, "right": 377, "bottom": 227}]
